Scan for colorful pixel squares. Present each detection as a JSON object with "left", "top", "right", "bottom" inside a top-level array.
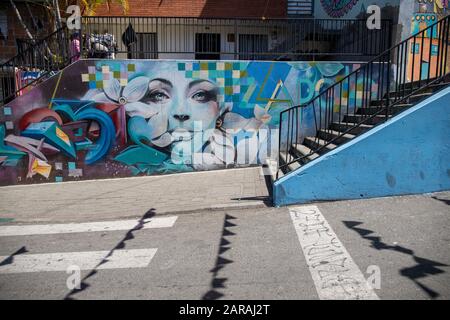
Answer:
[
  {"left": 178, "top": 61, "right": 253, "bottom": 108},
  {"left": 81, "top": 63, "right": 136, "bottom": 89}
]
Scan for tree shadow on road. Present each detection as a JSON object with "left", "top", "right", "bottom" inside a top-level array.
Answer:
[
  {"left": 202, "top": 213, "right": 237, "bottom": 300},
  {"left": 343, "top": 220, "right": 448, "bottom": 299},
  {"left": 64, "top": 208, "right": 157, "bottom": 300}
]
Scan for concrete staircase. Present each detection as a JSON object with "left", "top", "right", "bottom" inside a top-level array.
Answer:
[{"left": 276, "top": 79, "right": 450, "bottom": 179}]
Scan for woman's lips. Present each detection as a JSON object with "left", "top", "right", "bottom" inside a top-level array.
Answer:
[{"left": 171, "top": 128, "right": 193, "bottom": 141}]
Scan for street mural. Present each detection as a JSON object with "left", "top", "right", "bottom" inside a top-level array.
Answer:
[
  {"left": 407, "top": 0, "right": 450, "bottom": 81},
  {"left": 0, "top": 59, "right": 383, "bottom": 185},
  {"left": 320, "top": 0, "right": 361, "bottom": 18},
  {"left": 317, "top": 0, "right": 402, "bottom": 19}
]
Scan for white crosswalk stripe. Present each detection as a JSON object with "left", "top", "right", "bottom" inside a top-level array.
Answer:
[
  {"left": 0, "top": 249, "right": 158, "bottom": 274},
  {"left": 0, "top": 216, "right": 177, "bottom": 236},
  {"left": 0, "top": 216, "right": 178, "bottom": 274}
]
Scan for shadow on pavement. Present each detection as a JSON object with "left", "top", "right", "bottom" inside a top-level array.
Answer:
[
  {"left": 343, "top": 220, "right": 448, "bottom": 299},
  {"left": 64, "top": 208, "right": 157, "bottom": 300},
  {"left": 230, "top": 196, "right": 272, "bottom": 206},
  {"left": 202, "top": 214, "right": 237, "bottom": 300},
  {"left": 431, "top": 196, "right": 450, "bottom": 206},
  {"left": 0, "top": 246, "right": 28, "bottom": 266}
]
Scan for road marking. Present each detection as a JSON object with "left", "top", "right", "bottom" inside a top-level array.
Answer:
[
  {"left": 0, "top": 248, "right": 158, "bottom": 274},
  {"left": 289, "top": 205, "right": 379, "bottom": 300},
  {"left": 0, "top": 216, "right": 178, "bottom": 237}
]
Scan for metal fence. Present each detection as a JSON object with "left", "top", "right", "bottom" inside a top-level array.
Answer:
[{"left": 81, "top": 16, "right": 393, "bottom": 61}]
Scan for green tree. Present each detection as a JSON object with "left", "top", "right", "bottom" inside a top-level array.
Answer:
[{"left": 80, "top": 0, "right": 129, "bottom": 16}]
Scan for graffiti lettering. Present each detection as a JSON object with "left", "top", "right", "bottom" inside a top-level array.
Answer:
[{"left": 290, "top": 206, "right": 379, "bottom": 299}]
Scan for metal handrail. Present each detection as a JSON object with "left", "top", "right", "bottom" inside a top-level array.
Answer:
[
  {"left": 277, "top": 15, "right": 450, "bottom": 178},
  {"left": 0, "top": 27, "right": 72, "bottom": 106}
]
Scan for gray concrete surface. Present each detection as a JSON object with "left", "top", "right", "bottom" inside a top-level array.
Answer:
[
  {"left": 0, "top": 184, "right": 449, "bottom": 300},
  {"left": 0, "top": 167, "right": 270, "bottom": 223}
]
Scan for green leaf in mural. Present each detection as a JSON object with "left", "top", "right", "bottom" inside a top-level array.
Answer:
[{"left": 114, "top": 144, "right": 168, "bottom": 167}]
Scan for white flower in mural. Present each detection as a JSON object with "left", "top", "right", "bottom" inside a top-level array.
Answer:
[
  {"left": 102, "top": 76, "right": 154, "bottom": 117},
  {"left": 87, "top": 76, "right": 170, "bottom": 146},
  {"left": 222, "top": 112, "right": 263, "bottom": 132}
]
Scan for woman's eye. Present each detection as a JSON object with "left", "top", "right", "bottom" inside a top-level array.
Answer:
[
  {"left": 148, "top": 91, "right": 169, "bottom": 103},
  {"left": 192, "top": 90, "right": 215, "bottom": 102}
]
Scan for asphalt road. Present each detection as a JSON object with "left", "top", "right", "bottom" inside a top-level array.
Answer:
[{"left": 0, "top": 191, "right": 449, "bottom": 300}]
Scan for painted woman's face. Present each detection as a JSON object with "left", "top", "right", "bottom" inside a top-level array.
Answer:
[{"left": 140, "top": 70, "right": 220, "bottom": 146}]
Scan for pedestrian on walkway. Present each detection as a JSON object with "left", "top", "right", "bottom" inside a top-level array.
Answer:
[{"left": 70, "top": 32, "right": 81, "bottom": 63}]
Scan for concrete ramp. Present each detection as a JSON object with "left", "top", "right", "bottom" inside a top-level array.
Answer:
[{"left": 274, "top": 87, "right": 450, "bottom": 206}]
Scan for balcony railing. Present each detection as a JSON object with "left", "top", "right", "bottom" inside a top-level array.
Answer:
[{"left": 80, "top": 16, "right": 393, "bottom": 61}]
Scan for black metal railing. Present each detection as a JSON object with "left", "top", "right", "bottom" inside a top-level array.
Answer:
[
  {"left": 277, "top": 15, "right": 450, "bottom": 178},
  {"left": 80, "top": 16, "right": 392, "bottom": 61},
  {"left": 0, "top": 27, "right": 72, "bottom": 106}
]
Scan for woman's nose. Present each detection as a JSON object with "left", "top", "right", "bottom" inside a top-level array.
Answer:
[{"left": 173, "top": 114, "right": 190, "bottom": 122}]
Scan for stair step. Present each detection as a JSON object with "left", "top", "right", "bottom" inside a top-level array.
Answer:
[
  {"left": 290, "top": 144, "right": 319, "bottom": 165},
  {"left": 317, "top": 130, "right": 356, "bottom": 145},
  {"left": 427, "top": 82, "right": 450, "bottom": 92},
  {"left": 264, "top": 158, "right": 282, "bottom": 182},
  {"left": 330, "top": 122, "right": 374, "bottom": 135},
  {"left": 397, "top": 78, "right": 438, "bottom": 90},
  {"left": 371, "top": 92, "right": 433, "bottom": 106},
  {"left": 357, "top": 104, "right": 412, "bottom": 115},
  {"left": 279, "top": 151, "right": 301, "bottom": 173},
  {"left": 387, "top": 82, "right": 449, "bottom": 98},
  {"left": 344, "top": 114, "right": 387, "bottom": 125},
  {"left": 302, "top": 137, "right": 338, "bottom": 155}
]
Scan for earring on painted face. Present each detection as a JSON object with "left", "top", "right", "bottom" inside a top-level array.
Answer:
[
  {"left": 215, "top": 117, "right": 223, "bottom": 129},
  {"left": 216, "top": 104, "right": 232, "bottom": 130}
]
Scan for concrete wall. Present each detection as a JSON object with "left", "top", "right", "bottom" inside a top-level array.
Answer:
[
  {"left": 0, "top": 59, "right": 377, "bottom": 185},
  {"left": 273, "top": 86, "right": 450, "bottom": 206}
]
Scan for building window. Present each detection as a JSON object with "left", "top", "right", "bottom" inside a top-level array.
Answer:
[
  {"left": 195, "top": 33, "right": 221, "bottom": 60},
  {"left": 287, "top": 0, "right": 314, "bottom": 16},
  {"left": 239, "top": 34, "right": 269, "bottom": 60},
  {"left": 431, "top": 44, "right": 438, "bottom": 56},
  {"left": 130, "top": 33, "right": 158, "bottom": 59}
]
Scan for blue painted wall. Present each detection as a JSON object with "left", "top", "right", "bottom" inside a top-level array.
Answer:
[{"left": 273, "top": 86, "right": 450, "bottom": 206}]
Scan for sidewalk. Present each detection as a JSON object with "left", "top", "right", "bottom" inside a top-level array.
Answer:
[{"left": 0, "top": 167, "right": 270, "bottom": 223}]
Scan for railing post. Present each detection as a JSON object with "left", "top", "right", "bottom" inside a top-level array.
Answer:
[
  {"left": 156, "top": 17, "right": 159, "bottom": 58},
  {"left": 234, "top": 19, "right": 238, "bottom": 60},
  {"left": 386, "top": 51, "right": 392, "bottom": 118},
  {"left": 388, "top": 20, "right": 393, "bottom": 51},
  {"left": 277, "top": 112, "right": 282, "bottom": 180},
  {"left": 80, "top": 16, "right": 84, "bottom": 59},
  {"left": 312, "top": 18, "right": 316, "bottom": 62}
]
